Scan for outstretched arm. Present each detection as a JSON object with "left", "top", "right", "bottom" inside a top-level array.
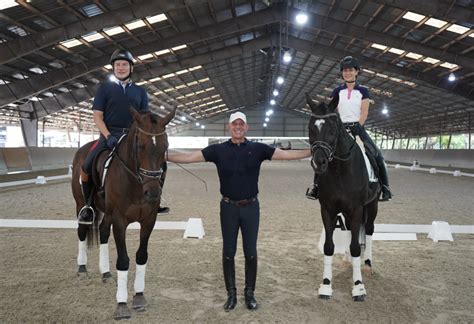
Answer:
[
  {"left": 272, "top": 148, "right": 311, "bottom": 161},
  {"left": 167, "top": 150, "right": 205, "bottom": 163}
]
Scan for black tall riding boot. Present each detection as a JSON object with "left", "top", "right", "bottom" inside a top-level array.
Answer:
[
  {"left": 306, "top": 173, "right": 320, "bottom": 200},
  {"left": 377, "top": 157, "right": 393, "bottom": 201},
  {"left": 223, "top": 256, "right": 237, "bottom": 311},
  {"left": 244, "top": 255, "right": 258, "bottom": 310},
  {"left": 78, "top": 178, "right": 95, "bottom": 225}
]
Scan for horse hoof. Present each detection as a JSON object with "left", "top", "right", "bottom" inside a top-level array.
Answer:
[
  {"left": 113, "top": 303, "right": 131, "bottom": 320},
  {"left": 132, "top": 293, "right": 147, "bottom": 311},
  {"left": 352, "top": 283, "right": 367, "bottom": 302},
  {"left": 352, "top": 294, "right": 366, "bottom": 302},
  {"left": 77, "top": 266, "right": 89, "bottom": 279},
  {"left": 102, "top": 272, "right": 113, "bottom": 283},
  {"left": 318, "top": 284, "right": 333, "bottom": 299}
]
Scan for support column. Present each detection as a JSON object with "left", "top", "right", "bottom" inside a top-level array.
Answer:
[{"left": 20, "top": 118, "right": 38, "bottom": 147}]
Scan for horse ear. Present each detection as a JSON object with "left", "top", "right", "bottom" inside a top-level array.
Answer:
[
  {"left": 130, "top": 107, "right": 143, "bottom": 123},
  {"left": 162, "top": 107, "right": 177, "bottom": 126},
  {"left": 328, "top": 95, "right": 339, "bottom": 112},
  {"left": 305, "top": 93, "right": 318, "bottom": 113}
]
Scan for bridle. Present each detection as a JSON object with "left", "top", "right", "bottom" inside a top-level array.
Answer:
[
  {"left": 310, "top": 112, "right": 355, "bottom": 169},
  {"left": 113, "top": 126, "right": 167, "bottom": 185}
]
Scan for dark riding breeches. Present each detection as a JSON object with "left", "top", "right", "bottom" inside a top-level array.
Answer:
[
  {"left": 220, "top": 198, "right": 259, "bottom": 259},
  {"left": 82, "top": 136, "right": 108, "bottom": 176}
]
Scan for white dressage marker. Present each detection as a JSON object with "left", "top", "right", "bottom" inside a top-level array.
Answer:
[
  {"left": 0, "top": 173, "right": 71, "bottom": 188},
  {"left": 387, "top": 163, "right": 474, "bottom": 178},
  {"left": 0, "top": 218, "right": 206, "bottom": 239}
]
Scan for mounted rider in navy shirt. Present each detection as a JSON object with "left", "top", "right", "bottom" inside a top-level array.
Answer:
[
  {"left": 77, "top": 49, "right": 168, "bottom": 224},
  {"left": 306, "top": 56, "right": 393, "bottom": 202}
]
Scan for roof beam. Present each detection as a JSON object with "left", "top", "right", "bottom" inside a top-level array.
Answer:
[
  {"left": 292, "top": 7, "right": 474, "bottom": 71},
  {"left": 0, "top": 7, "right": 281, "bottom": 108},
  {"left": 286, "top": 36, "right": 474, "bottom": 101},
  {"left": 14, "top": 36, "right": 276, "bottom": 120},
  {"left": 369, "top": 0, "right": 474, "bottom": 25},
  {"left": 0, "top": 0, "right": 209, "bottom": 65}
]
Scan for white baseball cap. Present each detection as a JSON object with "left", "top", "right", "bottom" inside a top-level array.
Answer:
[{"left": 229, "top": 112, "right": 247, "bottom": 124}]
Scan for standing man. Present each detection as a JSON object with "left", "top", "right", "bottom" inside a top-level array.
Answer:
[
  {"left": 306, "top": 56, "right": 393, "bottom": 201},
  {"left": 167, "top": 112, "right": 311, "bottom": 311},
  {"left": 77, "top": 49, "right": 168, "bottom": 224}
]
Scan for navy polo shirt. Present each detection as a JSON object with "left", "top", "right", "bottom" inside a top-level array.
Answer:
[
  {"left": 202, "top": 139, "right": 275, "bottom": 200},
  {"left": 92, "top": 80, "right": 149, "bottom": 129}
]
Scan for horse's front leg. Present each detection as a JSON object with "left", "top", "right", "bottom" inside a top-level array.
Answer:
[
  {"left": 318, "top": 207, "right": 337, "bottom": 299},
  {"left": 132, "top": 214, "right": 158, "bottom": 311},
  {"left": 99, "top": 213, "right": 113, "bottom": 283},
  {"left": 349, "top": 208, "right": 367, "bottom": 301},
  {"left": 77, "top": 223, "right": 89, "bottom": 277},
  {"left": 112, "top": 219, "right": 131, "bottom": 320}
]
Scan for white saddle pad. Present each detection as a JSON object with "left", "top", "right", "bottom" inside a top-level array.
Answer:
[{"left": 354, "top": 136, "right": 378, "bottom": 183}]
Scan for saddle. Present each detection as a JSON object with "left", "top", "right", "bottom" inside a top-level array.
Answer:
[{"left": 91, "top": 134, "right": 127, "bottom": 196}]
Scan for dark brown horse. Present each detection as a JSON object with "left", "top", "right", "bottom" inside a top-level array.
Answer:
[
  {"left": 71, "top": 108, "right": 175, "bottom": 319},
  {"left": 306, "top": 94, "right": 379, "bottom": 301}
]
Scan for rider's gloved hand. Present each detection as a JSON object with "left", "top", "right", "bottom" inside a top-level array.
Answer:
[
  {"left": 351, "top": 122, "right": 363, "bottom": 137},
  {"left": 106, "top": 134, "right": 118, "bottom": 150}
]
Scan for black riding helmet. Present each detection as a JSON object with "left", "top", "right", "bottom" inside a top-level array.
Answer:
[
  {"left": 110, "top": 49, "right": 134, "bottom": 81},
  {"left": 339, "top": 56, "right": 360, "bottom": 71}
]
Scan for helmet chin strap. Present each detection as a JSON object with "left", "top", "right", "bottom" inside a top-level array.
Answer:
[{"left": 345, "top": 79, "right": 356, "bottom": 84}]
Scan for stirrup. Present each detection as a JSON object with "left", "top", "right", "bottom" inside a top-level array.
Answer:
[{"left": 78, "top": 205, "right": 95, "bottom": 225}]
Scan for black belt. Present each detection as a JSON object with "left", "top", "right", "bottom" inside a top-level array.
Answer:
[
  {"left": 343, "top": 122, "right": 358, "bottom": 128},
  {"left": 222, "top": 196, "right": 257, "bottom": 207},
  {"left": 109, "top": 126, "right": 129, "bottom": 133}
]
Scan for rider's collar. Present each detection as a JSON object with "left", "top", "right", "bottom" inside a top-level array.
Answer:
[
  {"left": 228, "top": 138, "right": 249, "bottom": 146},
  {"left": 110, "top": 75, "right": 132, "bottom": 87}
]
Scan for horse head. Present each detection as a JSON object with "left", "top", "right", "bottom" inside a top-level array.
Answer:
[
  {"left": 306, "top": 93, "right": 341, "bottom": 174},
  {"left": 129, "top": 107, "right": 176, "bottom": 203}
]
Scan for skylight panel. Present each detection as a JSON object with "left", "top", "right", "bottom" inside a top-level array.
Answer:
[
  {"left": 82, "top": 32, "right": 104, "bottom": 42},
  {"left": 104, "top": 26, "right": 125, "bottom": 36},
  {"left": 137, "top": 53, "right": 153, "bottom": 60},
  {"left": 424, "top": 18, "right": 447, "bottom": 28},
  {"left": 405, "top": 52, "right": 422, "bottom": 59},
  {"left": 171, "top": 45, "right": 187, "bottom": 51},
  {"left": 146, "top": 14, "right": 167, "bottom": 24},
  {"left": 402, "top": 11, "right": 425, "bottom": 22},
  {"left": 0, "top": 1, "right": 19, "bottom": 10},
  {"left": 422, "top": 57, "right": 440, "bottom": 64},
  {"left": 371, "top": 43, "right": 387, "bottom": 50},
  {"left": 81, "top": 4, "right": 103, "bottom": 17},
  {"left": 126, "top": 19, "right": 146, "bottom": 30},
  {"left": 440, "top": 62, "right": 458, "bottom": 69},
  {"left": 155, "top": 49, "right": 170, "bottom": 56},
  {"left": 446, "top": 24, "right": 470, "bottom": 34},
  {"left": 60, "top": 39, "right": 82, "bottom": 48},
  {"left": 388, "top": 48, "right": 405, "bottom": 55}
]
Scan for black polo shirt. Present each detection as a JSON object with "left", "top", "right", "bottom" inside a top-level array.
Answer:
[
  {"left": 92, "top": 80, "right": 149, "bottom": 129},
  {"left": 202, "top": 139, "right": 275, "bottom": 200}
]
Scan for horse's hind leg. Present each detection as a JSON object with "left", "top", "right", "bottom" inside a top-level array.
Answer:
[
  {"left": 363, "top": 201, "right": 378, "bottom": 276},
  {"left": 318, "top": 207, "right": 337, "bottom": 299},
  {"left": 348, "top": 208, "right": 367, "bottom": 301},
  {"left": 99, "top": 213, "right": 113, "bottom": 283},
  {"left": 132, "top": 217, "right": 157, "bottom": 311}
]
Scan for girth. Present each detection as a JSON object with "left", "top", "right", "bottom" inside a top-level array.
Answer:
[{"left": 222, "top": 196, "right": 257, "bottom": 207}]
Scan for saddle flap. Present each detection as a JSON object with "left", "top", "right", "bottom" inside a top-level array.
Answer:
[{"left": 355, "top": 136, "right": 378, "bottom": 183}]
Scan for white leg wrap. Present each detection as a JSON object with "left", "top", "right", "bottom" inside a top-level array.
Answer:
[
  {"left": 323, "top": 255, "right": 333, "bottom": 280},
  {"left": 364, "top": 235, "right": 373, "bottom": 261},
  {"left": 134, "top": 263, "right": 147, "bottom": 293},
  {"left": 77, "top": 240, "right": 87, "bottom": 265},
  {"left": 99, "top": 244, "right": 110, "bottom": 274},
  {"left": 116, "top": 270, "right": 128, "bottom": 303},
  {"left": 352, "top": 257, "right": 362, "bottom": 283}
]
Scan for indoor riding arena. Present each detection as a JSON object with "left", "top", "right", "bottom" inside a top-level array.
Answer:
[{"left": 0, "top": 1, "right": 473, "bottom": 323}]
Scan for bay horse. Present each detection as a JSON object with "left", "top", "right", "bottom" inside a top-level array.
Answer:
[
  {"left": 306, "top": 93, "right": 379, "bottom": 301},
  {"left": 71, "top": 108, "right": 175, "bottom": 319}
]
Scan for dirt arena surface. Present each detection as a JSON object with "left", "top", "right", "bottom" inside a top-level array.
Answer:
[{"left": 1, "top": 161, "right": 473, "bottom": 323}]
